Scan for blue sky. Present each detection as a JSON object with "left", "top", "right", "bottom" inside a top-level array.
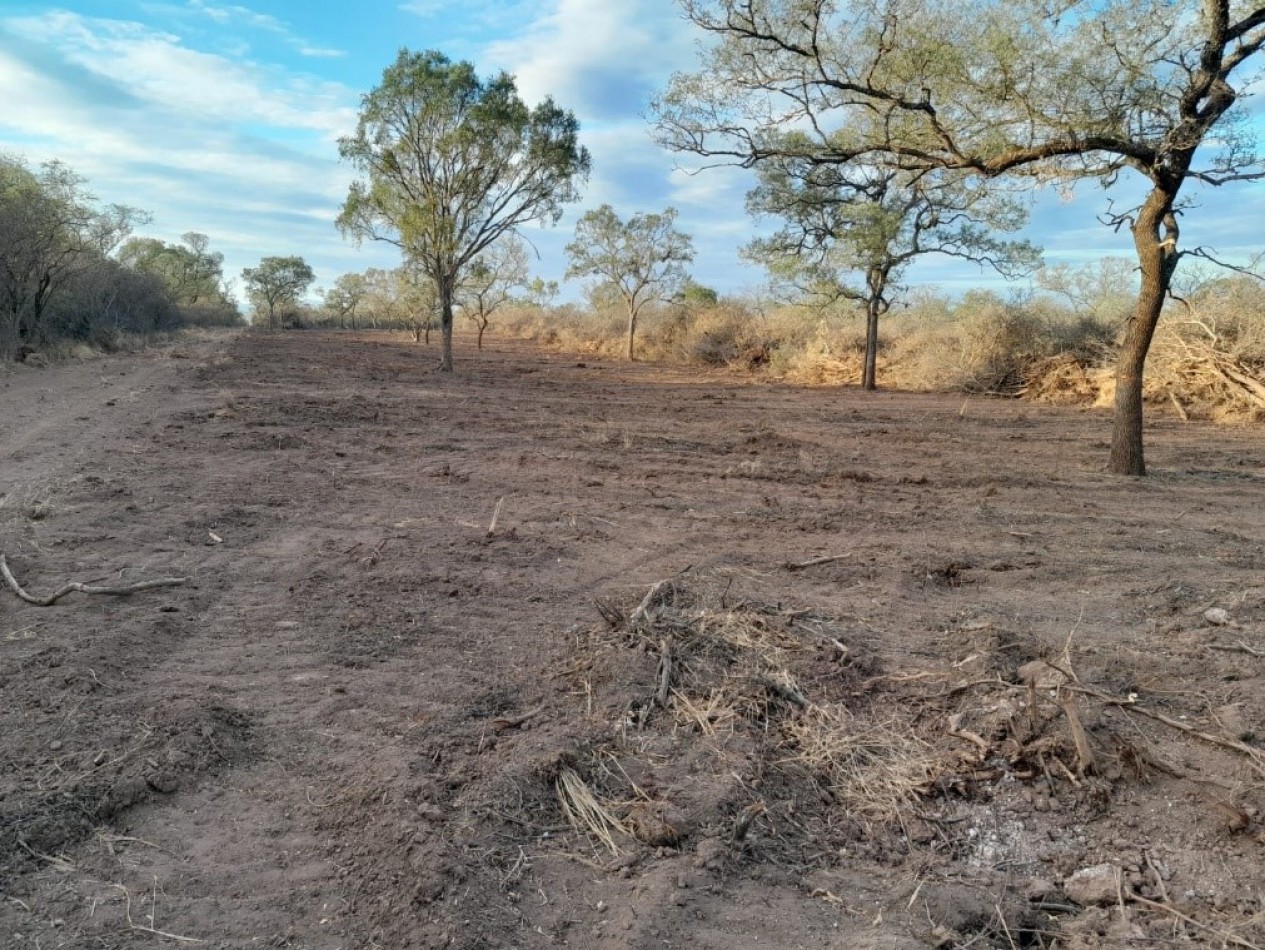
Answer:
[{"left": 1, "top": 1, "right": 1263, "bottom": 307}]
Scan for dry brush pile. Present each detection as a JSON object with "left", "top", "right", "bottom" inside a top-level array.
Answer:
[{"left": 504, "top": 573, "right": 1265, "bottom": 948}]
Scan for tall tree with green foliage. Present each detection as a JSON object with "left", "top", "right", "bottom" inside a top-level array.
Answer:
[
  {"left": 338, "top": 49, "right": 590, "bottom": 372},
  {"left": 746, "top": 155, "right": 1039, "bottom": 389},
  {"left": 655, "top": 0, "right": 1265, "bottom": 474},
  {"left": 565, "top": 205, "right": 695, "bottom": 361},
  {"left": 242, "top": 256, "right": 315, "bottom": 329},
  {"left": 321, "top": 271, "right": 371, "bottom": 329},
  {"left": 119, "top": 232, "right": 225, "bottom": 305}
]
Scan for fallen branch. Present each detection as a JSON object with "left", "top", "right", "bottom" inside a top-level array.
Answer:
[
  {"left": 1057, "top": 688, "right": 1096, "bottom": 775},
  {"left": 491, "top": 705, "right": 544, "bottom": 732},
  {"left": 629, "top": 579, "right": 674, "bottom": 628},
  {"left": 1129, "top": 892, "right": 1262, "bottom": 950},
  {"left": 1210, "top": 641, "right": 1265, "bottom": 658},
  {"left": 784, "top": 553, "right": 852, "bottom": 571},
  {"left": 731, "top": 801, "right": 766, "bottom": 842},
  {"left": 1065, "top": 683, "right": 1265, "bottom": 779},
  {"left": 1, "top": 555, "right": 187, "bottom": 607}
]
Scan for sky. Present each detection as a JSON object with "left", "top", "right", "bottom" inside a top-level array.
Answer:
[{"left": 1, "top": 1, "right": 1264, "bottom": 309}]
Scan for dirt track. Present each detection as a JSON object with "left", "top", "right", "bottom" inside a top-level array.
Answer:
[{"left": 3, "top": 330, "right": 1265, "bottom": 949}]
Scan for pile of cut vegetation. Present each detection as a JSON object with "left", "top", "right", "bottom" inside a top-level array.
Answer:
[
  {"left": 507, "top": 572, "right": 1265, "bottom": 947},
  {"left": 1024, "top": 325, "right": 1265, "bottom": 422}
]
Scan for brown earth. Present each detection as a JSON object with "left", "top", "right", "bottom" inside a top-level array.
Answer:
[{"left": 2, "top": 329, "right": 1265, "bottom": 949}]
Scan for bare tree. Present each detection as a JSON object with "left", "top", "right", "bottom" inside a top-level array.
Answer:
[{"left": 459, "top": 235, "right": 530, "bottom": 349}]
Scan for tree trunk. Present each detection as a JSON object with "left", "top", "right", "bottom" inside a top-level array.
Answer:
[
  {"left": 862, "top": 298, "right": 881, "bottom": 391},
  {"left": 1109, "top": 191, "right": 1179, "bottom": 476},
  {"left": 440, "top": 283, "right": 454, "bottom": 372},
  {"left": 626, "top": 308, "right": 638, "bottom": 361},
  {"left": 477, "top": 318, "right": 486, "bottom": 350}
]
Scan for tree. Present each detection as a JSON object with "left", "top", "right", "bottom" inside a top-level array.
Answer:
[
  {"left": 746, "top": 158, "right": 1039, "bottom": 389},
  {"left": 459, "top": 234, "right": 530, "bottom": 349},
  {"left": 242, "top": 256, "right": 315, "bottom": 329},
  {"left": 523, "top": 276, "right": 560, "bottom": 310},
  {"left": 655, "top": 0, "right": 1265, "bottom": 474},
  {"left": 322, "top": 271, "right": 371, "bottom": 329},
  {"left": 0, "top": 156, "right": 146, "bottom": 355},
  {"left": 119, "top": 231, "right": 225, "bottom": 306},
  {"left": 565, "top": 205, "right": 695, "bottom": 360},
  {"left": 338, "top": 48, "right": 590, "bottom": 371}
]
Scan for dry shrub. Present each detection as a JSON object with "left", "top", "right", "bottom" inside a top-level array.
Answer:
[{"left": 651, "top": 304, "right": 774, "bottom": 368}]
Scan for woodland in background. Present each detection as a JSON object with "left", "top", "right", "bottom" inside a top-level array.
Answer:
[{"left": 0, "top": 155, "right": 242, "bottom": 361}]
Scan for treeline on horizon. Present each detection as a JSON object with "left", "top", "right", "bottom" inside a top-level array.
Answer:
[{"left": 0, "top": 154, "right": 243, "bottom": 362}]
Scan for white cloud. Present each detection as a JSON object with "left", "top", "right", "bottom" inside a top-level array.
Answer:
[
  {"left": 5, "top": 12, "right": 356, "bottom": 138},
  {"left": 0, "top": 11, "right": 395, "bottom": 302},
  {"left": 483, "top": 0, "right": 694, "bottom": 118},
  {"left": 186, "top": 1, "right": 347, "bottom": 57}
]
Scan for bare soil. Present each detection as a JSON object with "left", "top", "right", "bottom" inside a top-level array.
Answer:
[{"left": 3, "top": 330, "right": 1265, "bottom": 949}]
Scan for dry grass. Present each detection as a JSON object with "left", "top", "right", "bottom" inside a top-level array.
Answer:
[
  {"left": 555, "top": 765, "right": 630, "bottom": 854},
  {"left": 782, "top": 704, "right": 949, "bottom": 824}
]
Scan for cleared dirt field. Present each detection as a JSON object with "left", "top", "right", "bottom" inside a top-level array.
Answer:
[{"left": 3, "top": 329, "right": 1265, "bottom": 949}]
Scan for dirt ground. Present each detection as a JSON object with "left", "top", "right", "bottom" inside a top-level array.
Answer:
[{"left": 3, "top": 329, "right": 1265, "bottom": 949}]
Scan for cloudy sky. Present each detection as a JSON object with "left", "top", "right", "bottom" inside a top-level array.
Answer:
[{"left": 1, "top": 1, "right": 1262, "bottom": 306}]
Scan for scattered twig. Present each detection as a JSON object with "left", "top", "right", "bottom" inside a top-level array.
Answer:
[
  {"left": 1129, "top": 892, "right": 1262, "bottom": 950},
  {"left": 655, "top": 637, "right": 674, "bottom": 708},
  {"left": 1211, "top": 641, "right": 1265, "bottom": 658},
  {"left": 1, "top": 555, "right": 187, "bottom": 607},
  {"left": 784, "top": 553, "right": 852, "bottom": 571},
  {"left": 113, "top": 883, "right": 204, "bottom": 944}
]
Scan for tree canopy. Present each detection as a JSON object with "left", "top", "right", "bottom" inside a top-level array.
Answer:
[
  {"left": 338, "top": 48, "right": 590, "bottom": 371},
  {"left": 243, "top": 256, "right": 315, "bottom": 329},
  {"left": 0, "top": 156, "right": 147, "bottom": 355},
  {"left": 119, "top": 232, "right": 225, "bottom": 306}
]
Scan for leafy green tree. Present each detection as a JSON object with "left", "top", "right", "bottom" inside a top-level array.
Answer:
[
  {"left": 655, "top": 0, "right": 1265, "bottom": 474},
  {"left": 321, "top": 271, "right": 371, "bottom": 329},
  {"left": 565, "top": 205, "right": 695, "bottom": 360},
  {"left": 338, "top": 48, "right": 590, "bottom": 371},
  {"left": 522, "top": 276, "right": 560, "bottom": 310},
  {"left": 459, "top": 234, "right": 530, "bottom": 349},
  {"left": 242, "top": 256, "right": 315, "bottom": 329},
  {"left": 0, "top": 156, "right": 146, "bottom": 355},
  {"left": 746, "top": 157, "right": 1039, "bottom": 389},
  {"left": 119, "top": 231, "right": 225, "bottom": 305}
]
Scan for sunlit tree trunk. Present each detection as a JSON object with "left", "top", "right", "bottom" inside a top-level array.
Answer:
[{"left": 1109, "top": 192, "right": 1179, "bottom": 476}]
